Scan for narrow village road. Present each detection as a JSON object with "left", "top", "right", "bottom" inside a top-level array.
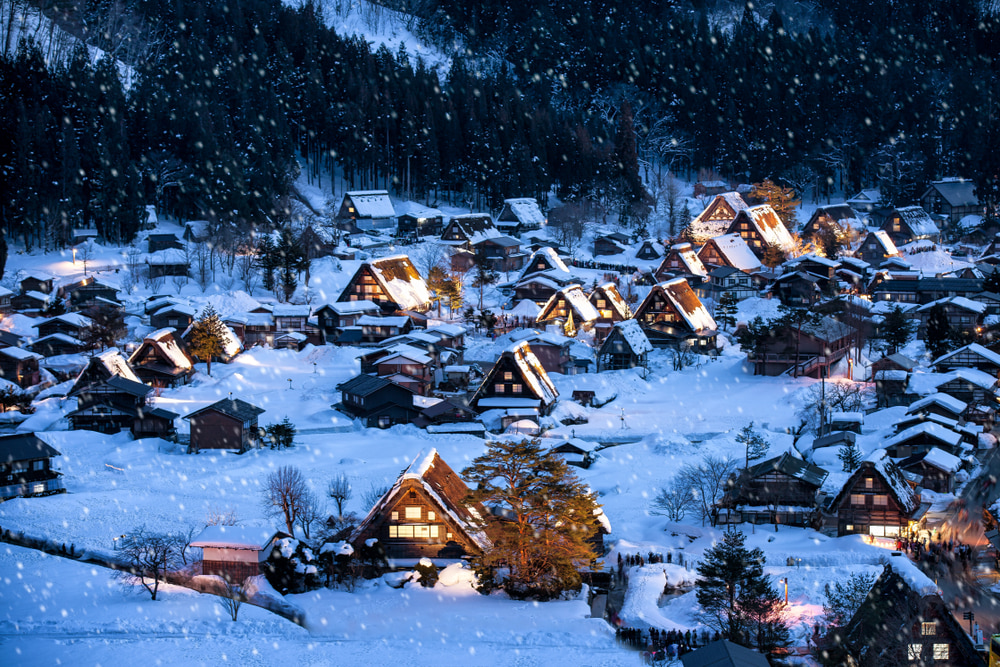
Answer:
[{"left": 918, "top": 448, "right": 1000, "bottom": 639}]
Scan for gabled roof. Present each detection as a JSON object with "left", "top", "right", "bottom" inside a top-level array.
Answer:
[
  {"left": 861, "top": 230, "right": 899, "bottom": 256},
  {"left": 894, "top": 206, "right": 940, "bottom": 237},
  {"left": 831, "top": 450, "right": 918, "bottom": 514},
  {"left": 884, "top": 421, "right": 963, "bottom": 449},
  {"left": 606, "top": 319, "right": 653, "bottom": 355},
  {"left": 744, "top": 451, "right": 828, "bottom": 487},
  {"left": 537, "top": 284, "right": 600, "bottom": 325},
  {"left": 0, "top": 347, "right": 42, "bottom": 361},
  {"left": 664, "top": 242, "right": 708, "bottom": 277},
  {"left": 589, "top": 283, "right": 631, "bottom": 320},
  {"left": 636, "top": 278, "right": 716, "bottom": 333},
  {"left": 899, "top": 447, "right": 962, "bottom": 475},
  {"left": 34, "top": 312, "right": 93, "bottom": 330},
  {"left": 734, "top": 204, "right": 796, "bottom": 253},
  {"left": 0, "top": 433, "right": 60, "bottom": 462},
  {"left": 365, "top": 255, "right": 431, "bottom": 311},
  {"left": 345, "top": 190, "right": 395, "bottom": 219},
  {"left": 190, "top": 526, "right": 283, "bottom": 550},
  {"left": 700, "top": 234, "right": 762, "bottom": 272},
  {"left": 87, "top": 349, "right": 141, "bottom": 385},
  {"left": 520, "top": 247, "right": 572, "bottom": 282},
  {"left": 349, "top": 449, "right": 490, "bottom": 551},
  {"left": 184, "top": 398, "right": 265, "bottom": 422},
  {"left": 933, "top": 342, "right": 1000, "bottom": 369},
  {"left": 846, "top": 189, "right": 882, "bottom": 205},
  {"left": 876, "top": 352, "right": 917, "bottom": 372},
  {"left": 130, "top": 329, "right": 193, "bottom": 370},
  {"left": 923, "top": 179, "right": 979, "bottom": 207},
  {"left": 906, "top": 392, "right": 967, "bottom": 416},
  {"left": 146, "top": 248, "right": 189, "bottom": 265},
  {"left": 501, "top": 198, "right": 545, "bottom": 226},
  {"left": 916, "top": 295, "right": 987, "bottom": 315},
  {"left": 473, "top": 341, "right": 558, "bottom": 406}
]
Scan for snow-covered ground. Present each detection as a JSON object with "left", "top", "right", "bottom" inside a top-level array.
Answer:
[{"left": 0, "top": 174, "right": 980, "bottom": 663}]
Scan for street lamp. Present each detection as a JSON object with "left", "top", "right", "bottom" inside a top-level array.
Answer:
[{"left": 287, "top": 378, "right": 293, "bottom": 390}]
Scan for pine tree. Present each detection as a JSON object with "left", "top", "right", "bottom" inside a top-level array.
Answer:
[
  {"left": 188, "top": 305, "right": 227, "bottom": 376},
  {"left": 716, "top": 292, "right": 739, "bottom": 331},
  {"left": 838, "top": 442, "right": 863, "bottom": 472},
  {"left": 749, "top": 179, "right": 801, "bottom": 231},
  {"left": 736, "top": 423, "right": 769, "bottom": 470},
  {"left": 276, "top": 227, "right": 308, "bottom": 302},
  {"left": 463, "top": 439, "right": 603, "bottom": 600},
  {"left": 257, "top": 235, "right": 279, "bottom": 294},
  {"left": 882, "top": 305, "right": 913, "bottom": 353},
  {"left": 696, "top": 529, "right": 790, "bottom": 656},
  {"left": 925, "top": 303, "right": 953, "bottom": 360}
]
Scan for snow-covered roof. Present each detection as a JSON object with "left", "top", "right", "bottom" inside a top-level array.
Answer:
[
  {"left": 537, "top": 284, "right": 600, "bottom": 325},
  {"left": 271, "top": 304, "right": 311, "bottom": 317},
  {"left": 670, "top": 243, "right": 708, "bottom": 277},
  {"left": 869, "top": 449, "right": 918, "bottom": 513},
  {"left": 508, "top": 299, "right": 542, "bottom": 318},
  {"left": 521, "top": 247, "right": 571, "bottom": 281},
  {"left": 611, "top": 319, "right": 653, "bottom": 355},
  {"left": 884, "top": 422, "right": 962, "bottom": 449},
  {"left": 93, "top": 348, "right": 141, "bottom": 384},
  {"left": 847, "top": 189, "right": 882, "bottom": 205},
  {"left": 378, "top": 349, "right": 433, "bottom": 365},
  {"left": 146, "top": 248, "right": 189, "bottom": 265},
  {"left": 503, "top": 198, "right": 545, "bottom": 226},
  {"left": 959, "top": 214, "right": 984, "bottom": 230},
  {"left": 946, "top": 367, "right": 999, "bottom": 390},
  {"left": 865, "top": 230, "right": 897, "bottom": 257},
  {"left": 916, "top": 295, "right": 987, "bottom": 314},
  {"left": 34, "top": 312, "right": 92, "bottom": 329},
  {"left": 592, "top": 283, "right": 631, "bottom": 320},
  {"left": 886, "top": 553, "right": 938, "bottom": 596},
  {"left": 933, "top": 343, "right": 1000, "bottom": 369},
  {"left": 660, "top": 278, "right": 716, "bottom": 333},
  {"left": 32, "top": 332, "right": 85, "bottom": 346},
  {"left": 919, "top": 447, "right": 962, "bottom": 474},
  {"left": 507, "top": 341, "right": 558, "bottom": 405},
  {"left": 367, "top": 255, "right": 431, "bottom": 311},
  {"left": 787, "top": 253, "right": 839, "bottom": 269},
  {"left": 906, "top": 393, "right": 967, "bottom": 416},
  {"left": 190, "top": 526, "right": 281, "bottom": 550},
  {"left": 0, "top": 347, "right": 42, "bottom": 361},
  {"left": 352, "top": 449, "right": 491, "bottom": 552},
  {"left": 325, "top": 300, "right": 379, "bottom": 315},
  {"left": 705, "top": 234, "right": 762, "bottom": 272},
  {"left": 896, "top": 206, "right": 940, "bottom": 238},
  {"left": 358, "top": 315, "right": 410, "bottom": 327},
  {"left": 135, "top": 329, "right": 192, "bottom": 370},
  {"left": 926, "top": 179, "right": 979, "bottom": 207},
  {"left": 346, "top": 190, "right": 395, "bottom": 219},
  {"left": 155, "top": 303, "right": 197, "bottom": 317},
  {"left": 395, "top": 201, "right": 443, "bottom": 219},
  {"left": 742, "top": 204, "right": 796, "bottom": 253}
]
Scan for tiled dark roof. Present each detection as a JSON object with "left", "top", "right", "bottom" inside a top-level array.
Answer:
[
  {"left": 185, "top": 398, "right": 265, "bottom": 422},
  {"left": 337, "top": 373, "right": 399, "bottom": 397},
  {"left": 745, "top": 451, "right": 828, "bottom": 487},
  {"left": 0, "top": 433, "right": 61, "bottom": 462},
  {"left": 105, "top": 375, "right": 153, "bottom": 397}
]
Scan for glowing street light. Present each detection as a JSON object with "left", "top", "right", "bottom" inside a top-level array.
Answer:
[{"left": 780, "top": 577, "right": 788, "bottom": 605}]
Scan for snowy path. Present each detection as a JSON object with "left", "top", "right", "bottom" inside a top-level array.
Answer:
[{"left": 619, "top": 564, "right": 697, "bottom": 632}]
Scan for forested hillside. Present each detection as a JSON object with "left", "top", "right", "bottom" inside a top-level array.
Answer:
[{"left": 1, "top": 0, "right": 999, "bottom": 250}]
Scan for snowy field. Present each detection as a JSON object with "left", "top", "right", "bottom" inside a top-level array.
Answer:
[{"left": 0, "top": 164, "right": 964, "bottom": 663}]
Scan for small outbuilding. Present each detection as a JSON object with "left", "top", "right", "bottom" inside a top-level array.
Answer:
[
  {"left": 185, "top": 398, "right": 265, "bottom": 452},
  {"left": 190, "top": 526, "right": 287, "bottom": 582}
]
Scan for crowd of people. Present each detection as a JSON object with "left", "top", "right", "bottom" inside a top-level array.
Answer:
[
  {"left": 615, "top": 625, "right": 718, "bottom": 663},
  {"left": 896, "top": 536, "right": 977, "bottom": 572}
]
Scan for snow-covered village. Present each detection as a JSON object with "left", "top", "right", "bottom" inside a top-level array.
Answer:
[{"left": 5, "top": 0, "right": 1000, "bottom": 665}]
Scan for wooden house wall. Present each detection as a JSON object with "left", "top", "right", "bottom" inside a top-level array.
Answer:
[
  {"left": 594, "top": 238, "right": 625, "bottom": 256},
  {"left": 731, "top": 470, "right": 818, "bottom": 507},
  {"left": 478, "top": 355, "right": 545, "bottom": 403},
  {"left": 903, "top": 461, "right": 954, "bottom": 493},
  {"left": 0, "top": 357, "right": 39, "bottom": 387},
  {"left": 513, "top": 282, "right": 558, "bottom": 306},
  {"left": 834, "top": 472, "right": 912, "bottom": 536},
  {"left": 355, "top": 480, "right": 480, "bottom": 559},
  {"left": 597, "top": 330, "right": 643, "bottom": 371},
  {"left": 150, "top": 311, "right": 194, "bottom": 330},
  {"left": 634, "top": 290, "right": 689, "bottom": 333},
  {"left": 696, "top": 240, "right": 733, "bottom": 269},
  {"left": 190, "top": 411, "right": 253, "bottom": 451},
  {"left": 339, "top": 266, "right": 399, "bottom": 314}
]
